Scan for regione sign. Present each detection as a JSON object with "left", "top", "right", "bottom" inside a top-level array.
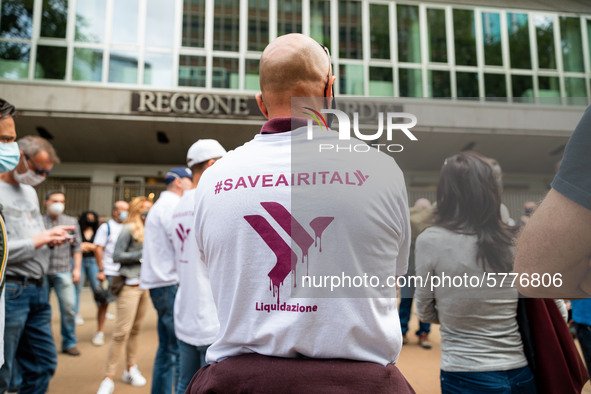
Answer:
[{"left": 131, "top": 91, "right": 259, "bottom": 117}]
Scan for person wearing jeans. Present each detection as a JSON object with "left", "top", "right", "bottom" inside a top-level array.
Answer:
[
  {"left": 43, "top": 191, "right": 82, "bottom": 356},
  {"left": 140, "top": 167, "right": 193, "bottom": 394},
  {"left": 75, "top": 211, "right": 101, "bottom": 324},
  {"left": 0, "top": 134, "right": 73, "bottom": 393}
]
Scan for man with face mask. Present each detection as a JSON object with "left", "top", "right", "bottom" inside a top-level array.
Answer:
[
  {"left": 0, "top": 117, "right": 73, "bottom": 392},
  {"left": 43, "top": 191, "right": 83, "bottom": 356}
]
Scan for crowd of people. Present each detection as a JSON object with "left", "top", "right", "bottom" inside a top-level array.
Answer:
[{"left": 0, "top": 32, "right": 590, "bottom": 394}]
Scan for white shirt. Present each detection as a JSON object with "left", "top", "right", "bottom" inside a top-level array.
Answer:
[
  {"left": 171, "top": 189, "right": 219, "bottom": 346},
  {"left": 194, "top": 126, "right": 410, "bottom": 365},
  {"left": 94, "top": 219, "right": 123, "bottom": 277},
  {"left": 140, "top": 190, "right": 181, "bottom": 289}
]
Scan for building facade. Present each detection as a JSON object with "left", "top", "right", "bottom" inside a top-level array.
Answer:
[{"left": 1, "top": 0, "right": 590, "bottom": 217}]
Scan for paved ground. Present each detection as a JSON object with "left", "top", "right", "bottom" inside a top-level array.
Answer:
[{"left": 46, "top": 288, "right": 589, "bottom": 393}]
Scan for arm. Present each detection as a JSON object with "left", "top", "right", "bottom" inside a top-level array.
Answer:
[
  {"left": 8, "top": 225, "right": 76, "bottom": 263},
  {"left": 514, "top": 188, "right": 591, "bottom": 298},
  {"left": 94, "top": 246, "right": 106, "bottom": 281},
  {"left": 113, "top": 226, "right": 142, "bottom": 264},
  {"left": 72, "top": 251, "right": 82, "bottom": 284},
  {"left": 71, "top": 221, "right": 83, "bottom": 283},
  {"left": 414, "top": 234, "right": 440, "bottom": 324}
]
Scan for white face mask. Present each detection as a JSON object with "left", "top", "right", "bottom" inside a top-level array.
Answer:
[
  {"left": 13, "top": 159, "right": 46, "bottom": 186},
  {"left": 48, "top": 202, "right": 65, "bottom": 216}
]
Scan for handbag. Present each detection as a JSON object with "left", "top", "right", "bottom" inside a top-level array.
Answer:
[
  {"left": 517, "top": 298, "right": 589, "bottom": 393},
  {"left": 109, "top": 275, "right": 126, "bottom": 297}
]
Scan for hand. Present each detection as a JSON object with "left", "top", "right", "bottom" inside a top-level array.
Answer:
[
  {"left": 81, "top": 242, "right": 96, "bottom": 253},
  {"left": 72, "top": 267, "right": 81, "bottom": 284},
  {"left": 33, "top": 225, "right": 76, "bottom": 248},
  {"left": 97, "top": 271, "right": 106, "bottom": 281}
]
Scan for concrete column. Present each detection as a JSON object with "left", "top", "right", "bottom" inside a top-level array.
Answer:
[{"left": 89, "top": 169, "right": 117, "bottom": 218}]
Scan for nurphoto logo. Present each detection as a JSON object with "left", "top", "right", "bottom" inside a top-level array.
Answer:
[{"left": 304, "top": 107, "right": 418, "bottom": 153}]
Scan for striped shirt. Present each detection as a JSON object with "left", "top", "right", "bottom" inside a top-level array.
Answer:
[{"left": 43, "top": 214, "right": 82, "bottom": 275}]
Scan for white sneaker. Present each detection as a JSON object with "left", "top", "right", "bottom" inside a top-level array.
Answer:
[
  {"left": 92, "top": 332, "right": 105, "bottom": 346},
  {"left": 76, "top": 314, "right": 84, "bottom": 325},
  {"left": 97, "top": 377, "right": 114, "bottom": 394},
  {"left": 122, "top": 365, "right": 146, "bottom": 387},
  {"left": 106, "top": 312, "right": 115, "bottom": 320}
]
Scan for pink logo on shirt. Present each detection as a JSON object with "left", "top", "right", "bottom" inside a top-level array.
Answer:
[
  {"left": 245, "top": 202, "right": 333, "bottom": 304},
  {"left": 175, "top": 223, "right": 191, "bottom": 254}
]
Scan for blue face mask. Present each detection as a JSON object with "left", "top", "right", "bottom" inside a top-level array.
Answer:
[{"left": 0, "top": 142, "right": 20, "bottom": 173}]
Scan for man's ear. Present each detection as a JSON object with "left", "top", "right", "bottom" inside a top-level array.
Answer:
[
  {"left": 256, "top": 93, "right": 269, "bottom": 119},
  {"left": 205, "top": 158, "right": 216, "bottom": 169}
]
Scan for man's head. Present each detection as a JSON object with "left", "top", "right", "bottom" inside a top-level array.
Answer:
[
  {"left": 186, "top": 139, "right": 226, "bottom": 187},
  {"left": 414, "top": 198, "right": 432, "bottom": 210},
  {"left": 256, "top": 34, "right": 335, "bottom": 119},
  {"left": 113, "top": 200, "right": 130, "bottom": 223},
  {"left": 524, "top": 201, "right": 538, "bottom": 216},
  {"left": 0, "top": 99, "right": 20, "bottom": 174},
  {"left": 164, "top": 167, "right": 193, "bottom": 195},
  {"left": 10, "top": 136, "right": 60, "bottom": 186},
  {"left": 44, "top": 190, "right": 65, "bottom": 219}
]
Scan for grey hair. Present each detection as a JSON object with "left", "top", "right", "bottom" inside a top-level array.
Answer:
[{"left": 17, "top": 136, "right": 60, "bottom": 164}]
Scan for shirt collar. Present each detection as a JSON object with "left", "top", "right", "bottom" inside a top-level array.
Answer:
[{"left": 260, "top": 117, "right": 308, "bottom": 134}]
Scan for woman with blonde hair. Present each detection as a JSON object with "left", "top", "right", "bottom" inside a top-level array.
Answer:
[{"left": 97, "top": 197, "right": 153, "bottom": 394}]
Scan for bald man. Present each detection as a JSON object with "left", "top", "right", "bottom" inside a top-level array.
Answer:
[{"left": 189, "top": 34, "right": 413, "bottom": 393}]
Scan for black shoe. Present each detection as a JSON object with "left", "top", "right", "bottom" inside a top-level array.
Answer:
[{"left": 63, "top": 346, "right": 81, "bottom": 356}]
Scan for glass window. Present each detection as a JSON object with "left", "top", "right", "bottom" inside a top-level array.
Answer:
[
  {"left": 179, "top": 55, "right": 206, "bottom": 87},
  {"left": 144, "top": 52, "right": 174, "bottom": 87},
  {"left": 507, "top": 13, "right": 531, "bottom": 69},
  {"left": 559, "top": 17, "right": 584, "bottom": 72},
  {"left": 145, "top": 0, "right": 174, "bottom": 49},
  {"left": 370, "top": 4, "right": 390, "bottom": 60},
  {"left": 511, "top": 75, "right": 534, "bottom": 103},
  {"left": 339, "top": 1, "right": 362, "bottom": 59},
  {"left": 428, "top": 70, "right": 450, "bottom": 97},
  {"left": 369, "top": 67, "right": 393, "bottom": 96},
  {"left": 453, "top": 9, "right": 476, "bottom": 66},
  {"left": 212, "top": 57, "right": 239, "bottom": 89},
  {"left": 248, "top": 0, "right": 269, "bottom": 51},
  {"left": 109, "top": 50, "right": 139, "bottom": 84},
  {"left": 277, "top": 0, "right": 302, "bottom": 36},
  {"left": 538, "top": 76, "right": 560, "bottom": 105},
  {"left": 112, "top": 0, "right": 139, "bottom": 46},
  {"left": 482, "top": 12, "right": 502, "bottom": 66},
  {"left": 73, "top": 48, "right": 102, "bottom": 82},
  {"left": 565, "top": 77, "right": 587, "bottom": 106},
  {"left": 41, "top": 0, "right": 68, "bottom": 38},
  {"left": 456, "top": 72, "right": 479, "bottom": 99},
  {"left": 534, "top": 15, "right": 556, "bottom": 69},
  {"left": 245, "top": 59, "right": 260, "bottom": 90},
  {"left": 484, "top": 73, "right": 506, "bottom": 101},
  {"left": 1, "top": 0, "right": 34, "bottom": 39},
  {"left": 310, "top": 0, "right": 330, "bottom": 48},
  {"left": 35, "top": 45, "right": 67, "bottom": 80},
  {"left": 182, "top": 0, "right": 206, "bottom": 48},
  {"left": 427, "top": 8, "right": 446, "bottom": 63},
  {"left": 213, "top": 0, "right": 240, "bottom": 51},
  {"left": 75, "top": 0, "right": 106, "bottom": 43},
  {"left": 397, "top": 5, "right": 420, "bottom": 63},
  {"left": 588, "top": 20, "right": 591, "bottom": 70},
  {"left": 0, "top": 42, "right": 30, "bottom": 79},
  {"left": 339, "top": 64, "right": 364, "bottom": 95},
  {"left": 399, "top": 68, "right": 422, "bottom": 97}
]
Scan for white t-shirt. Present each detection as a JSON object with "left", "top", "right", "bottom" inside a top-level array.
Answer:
[
  {"left": 140, "top": 190, "right": 180, "bottom": 289},
  {"left": 171, "top": 189, "right": 219, "bottom": 347},
  {"left": 94, "top": 219, "right": 123, "bottom": 276},
  {"left": 194, "top": 125, "right": 410, "bottom": 365}
]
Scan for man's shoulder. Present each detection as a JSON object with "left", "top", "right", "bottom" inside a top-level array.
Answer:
[{"left": 61, "top": 214, "right": 78, "bottom": 225}]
